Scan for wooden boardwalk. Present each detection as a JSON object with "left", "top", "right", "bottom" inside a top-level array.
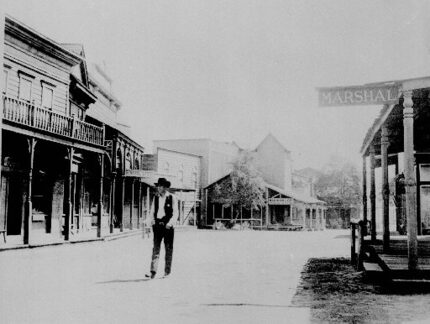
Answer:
[{"left": 360, "top": 236, "right": 430, "bottom": 280}]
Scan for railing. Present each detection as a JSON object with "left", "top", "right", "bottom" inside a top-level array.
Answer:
[{"left": 3, "top": 96, "right": 104, "bottom": 146}]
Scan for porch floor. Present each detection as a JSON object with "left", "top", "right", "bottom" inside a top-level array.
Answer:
[{"left": 362, "top": 235, "right": 430, "bottom": 280}]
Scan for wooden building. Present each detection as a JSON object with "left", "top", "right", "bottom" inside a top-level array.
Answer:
[
  {"left": 1, "top": 16, "right": 105, "bottom": 244},
  {"left": 142, "top": 147, "right": 201, "bottom": 226},
  {"left": 0, "top": 16, "right": 149, "bottom": 245},
  {"left": 86, "top": 63, "right": 147, "bottom": 234},
  {"left": 205, "top": 134, "right": 326, "bottom": 230},
  {"left": 153, "top": 138, "right": 240, "bottom": 226},
  {"left": 345, "top": 78, "right": 430, "bottom": 277}
]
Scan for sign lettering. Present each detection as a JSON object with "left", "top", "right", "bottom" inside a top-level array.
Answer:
[{"left": 318, "top": 85, "right": 399, "bottom": 107}]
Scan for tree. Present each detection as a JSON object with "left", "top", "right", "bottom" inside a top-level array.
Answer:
[
  {"left": 211, "top": 151, "right": 265, "bottom": 217},
  {"left": 314, "top": 155, "right": 362, "bottom": 227}
]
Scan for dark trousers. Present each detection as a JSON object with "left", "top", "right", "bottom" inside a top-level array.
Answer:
[{"left": 150, "top": 224, "right": 174, "bottom": 275}]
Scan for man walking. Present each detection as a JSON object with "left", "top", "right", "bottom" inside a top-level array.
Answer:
[{"left": 146, "top": 178, "right": 179, "bottom": 279}]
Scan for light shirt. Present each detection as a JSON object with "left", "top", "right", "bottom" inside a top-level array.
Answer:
[{"left": 149, "top": 192, "right": 179, "bottom": 226}]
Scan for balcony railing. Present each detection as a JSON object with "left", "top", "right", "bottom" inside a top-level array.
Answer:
[{"left": 3, "top": 96, "right": 104, "bottom": 146}]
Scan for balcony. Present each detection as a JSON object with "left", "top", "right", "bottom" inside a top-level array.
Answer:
[{"left": 2, "top": 96, "right": 104, "bottom": 146}]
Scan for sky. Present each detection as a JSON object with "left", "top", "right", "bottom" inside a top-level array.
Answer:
[{"left": 3, "top": 0, "right": 430, "bottom": 169}]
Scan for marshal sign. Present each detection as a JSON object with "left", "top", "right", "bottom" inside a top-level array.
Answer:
[{"left": 318, "top": 84, "right": 399, "bottom": 107}]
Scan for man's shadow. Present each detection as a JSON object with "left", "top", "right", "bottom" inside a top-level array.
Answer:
[{"left": 96, "top": 278, "right": 152, "bottom": 284}]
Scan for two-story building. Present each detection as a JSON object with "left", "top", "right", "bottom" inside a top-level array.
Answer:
[
  {"left": 1, "top": 16, "right": 105, "bottom": 244},
  {"left": 142, "top": 147, "right": 201, "bottom": 226},
  {"left": 153, "top": 138, "right": 240, "bottom": 226},
  {"left": 205, "top": 134, "right": 326, "bottom": 230},
  {"left": 86, "top": 62, "right": 147, "bottom": 233}
]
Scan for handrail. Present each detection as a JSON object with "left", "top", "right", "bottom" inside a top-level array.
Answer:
[{"left": 3, "top": 96, "right": 104, "bottom": 146}]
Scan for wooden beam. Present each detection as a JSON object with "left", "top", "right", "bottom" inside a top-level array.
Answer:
[
  {"left": 110, "top": 172, "right": 116, "bottom": 233},
  {"left": 362, "top": 155, "right": 367, "bottom": 225},
  {"left": 403, "top": 92, "right": 418, "bottom": 270},
  {"left": 129, "top": 179, "right": 134, "bottom": 230},
  {"left": 65, "top": 147, "right": 74, "bottom": 241},
  {"left": 24, "top": 138, "right": 36, "bottom": 244},
  {"left": 97, "top": 153, "right": 104, "bottom": 238},
  {"left": 370, "top": 146, "right": 377, "bottom": 241},
  {"left": 381, "top": 124, "right": 390, "bottom": 251}
]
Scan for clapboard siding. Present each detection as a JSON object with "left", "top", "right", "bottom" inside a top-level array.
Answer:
[
  {"left": 5, "top": 34, "right": 71, "bottom": 80},
  {"left": 156, "top": 148, "right": 201, "bottom": 190},
  {"left": 4, "top": 55, "right": 69, "bottom": 114}
]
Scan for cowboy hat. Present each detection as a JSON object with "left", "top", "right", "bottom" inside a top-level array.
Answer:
[{"left": 154, "top": 177, "right": 171, "bottom": 188}]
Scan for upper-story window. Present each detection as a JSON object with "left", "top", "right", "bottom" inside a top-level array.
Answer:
[
  {"left": 178, "top": 164, "right": 184, "bottom": 182},
  {"left": 41, "top": 83, "right": 54, "bottom": 110},
  {"left": 192, "top": 165, "right": 198, "bottom": 188},
  {"left": 115, "top": 149, "right": 122, "bottom": 170},
  {"left": 19, "top": 74, "right": 33, "bottom": 102},
  {"left": 163, "top": 162, "right": 170, "bottom": 174},
  {"left": 125, "top": 153, "right": 132, "bottom": 170},
  {"left": 134, "top": 158, "right": 140, "bottom": 170},
  {"left": 3, "top": 69, "right": 8, "bottom": 94}
]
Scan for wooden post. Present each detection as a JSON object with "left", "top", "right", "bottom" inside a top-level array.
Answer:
[
  {"left": 120, "top": 177, "right": 124, "bottom": 232},
  {"left": 130, "top": 179, "right": 134, "bottom": 230},
  {"left": 403, "top": 92, "right": 418, "bottom": 270},
  {"left": 265, "top": 188, "right": 269, "bottom": 226},
  {"left": 381, "top": 124, "right": 390, "bottom": 252},
  {"left": 110, "top": 172, "right": 116, "bottom": 233},
  {"left": 97, "top": 153, "right": 104, "bottom": 238},
  {"left": 302, "top": 206, "right": 306, "bottom": 229},
  {"left": 137, "top": 182, "right": 141, "bottom": 229},
  {"left": 65, "top": 147, "right": 74, "bottom": 241},
  {"left": 370, "top": 146, "right": 377, "bottom": 241},
  {"left": 24, "top": 138, "right": 36, "bottom": 244},
  {"left": 193, "top": 190, "right": 197, "bottom": 227},
  {"left": 0, "top": 12, "right": 4, "bottom": 233},
  {"left": 146, "top": 186, "right": 150, "bottom": 223},
  {"left": 362, "top": 155, "right": 368, "bottom": 227}
]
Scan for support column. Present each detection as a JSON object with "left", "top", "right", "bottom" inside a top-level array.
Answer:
[
  {"left": 362, "top": 155, "right": 368, "bottom": 227},
  {"left": 302, "top": 206, "right": 306, "bottom": 229},
  {"left": 0, "top": 12, "right": 4, "bottom": 231},
  {"left": 24, "top": 138, "right": 36, "bottom": 245},
  {"left": 310, "top": 209, "right": 314, "bottom": 230},
  {"left": 65, "top": 147, "right": 74, "bottom": 241},
  {"left": 120, "top": 176, "right": 124, "bottom": 232},
  {"left": 97, "top": 153, "right": 104, "bottom": 238},
  {"left": 193, "top": 190, "right": 197, "bottom": 227},
  {"left": 110, "top": 172, "right": 116, "bottom": 233},
  {"left": 265, "top": 188, "right": 269, "bottom": 226},
  {"left": 403, "top": 92, "right": 418, "bottom": 270},
  {"left": 137, "top": 182, "right": 142, "bottom": 229},
  {"left": 129, "top": 179, "right": 134, "bottom": 230},
  {"left": 146, "top": 186, "right": 150, "bottom": 225},
  {"left": 381, "top": 124, "right": 390, "bottom": 252},
  {"left": 370, "top": 146, "right": 377, "bottom": 241}
]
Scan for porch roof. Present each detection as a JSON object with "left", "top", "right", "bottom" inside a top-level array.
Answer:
[
  {"left": 360, "top": 76, "right": 430, "bottom": 157},
  {"left": 265, "top": 183, "right": 326, "bottom": 205}
]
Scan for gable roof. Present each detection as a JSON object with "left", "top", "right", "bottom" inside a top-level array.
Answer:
[
  {"left": 256, "top": 133, "right": 291, "bottom": 154},
  {"left": 205, "top": 171, "right": 325, "bottom": 205}
]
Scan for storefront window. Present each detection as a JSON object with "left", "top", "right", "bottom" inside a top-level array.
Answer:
[{"left": 421, "top": 186, "right": 430, "bottom": 232}]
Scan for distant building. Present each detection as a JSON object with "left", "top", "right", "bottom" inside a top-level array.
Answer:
[
  {"left": 142, "top": 147, "right": 201, "bottom": 226},
  {"left": 153, "top": 139, "right": 240, "bottom": 226},
  {"left": 205, "top": 134, "right": 327, "bottom": 230}
]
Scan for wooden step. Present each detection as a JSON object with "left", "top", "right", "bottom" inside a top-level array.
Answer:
[{"left": 363, "top": 262, "right": 383, "bottom": 273}]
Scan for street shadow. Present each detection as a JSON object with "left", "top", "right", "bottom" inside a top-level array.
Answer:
[
  {"left": 333, "top": 234, "right": 351, "bottom": 239},
  {"left": 292, "top": 257, "right": 430, "bottom": 323},
  {"left": 202, "top": 303, "right": 292, "bottom": 308},
  {"left": 96, "top": 278, "right": 152, "bottom": 284}
]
